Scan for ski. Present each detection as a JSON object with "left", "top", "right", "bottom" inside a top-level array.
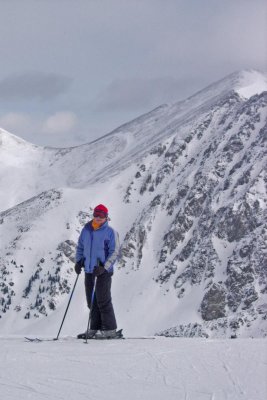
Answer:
[
  {"left": 79, "top": 336, "right": 155, "bottom": 340},
  {"left": 25, "top": 331, "right": 156, "bottom": 342},
  {"left": 123, "top": 337, "right": 155, "bottom": 340},
  {"left": 25, "top": 337, "right": 42, "bottom": 342},
  {"left": 25, "top": 337, "right": 58, "bottom": 342}
]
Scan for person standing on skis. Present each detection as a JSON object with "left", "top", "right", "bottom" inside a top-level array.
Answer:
[{"left": 74, "top": 204, "right": 120, "bottom": 339}]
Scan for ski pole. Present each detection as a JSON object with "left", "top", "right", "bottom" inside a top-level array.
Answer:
[
  {"left": 54, "top": 273, "right": 80, "bottom": 340},
  {"left": 85, "top": 275, "right": 97, "bottom": 344}
]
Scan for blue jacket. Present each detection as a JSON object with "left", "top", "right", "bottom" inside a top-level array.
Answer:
[{"left": 75, "top": 221, "right": 120, "bottom": 273}]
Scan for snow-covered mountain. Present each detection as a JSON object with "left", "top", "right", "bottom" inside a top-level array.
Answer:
[{"left": 0, "top": 69, "right": 266, "bottom": 338}]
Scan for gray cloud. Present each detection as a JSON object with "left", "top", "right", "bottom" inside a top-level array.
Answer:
[
  {"left": 0, "top": 72, "right": 73, "bottom": 101},
  {"left": 93, "top": 76, "right": 202, "bottom": 112}
]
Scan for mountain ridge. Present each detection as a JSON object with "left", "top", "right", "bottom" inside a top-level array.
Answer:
[
  {"left": 1, "top": 69, "right": 266, "bottom": 213},
  {"left": 1, "top": 69, "right": 266, "bottom": 150}
]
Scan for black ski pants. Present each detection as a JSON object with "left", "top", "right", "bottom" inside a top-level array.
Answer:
[{"left": 85, "top": 272, "right": 117, "bottom": 331}]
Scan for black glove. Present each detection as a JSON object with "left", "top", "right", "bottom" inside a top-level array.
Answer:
[
  {"left": 75, "top": 259, "right": 84, "bottom": 274},
  {"left": 94, "top": 261, "right": 106, "bottom": 276}
]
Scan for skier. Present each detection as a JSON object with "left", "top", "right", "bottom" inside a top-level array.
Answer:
[{"left": 75, "top": 204, "right": 120, "bottom": 339}]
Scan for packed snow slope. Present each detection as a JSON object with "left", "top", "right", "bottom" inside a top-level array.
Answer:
[
  {"left": 0, "top": 69, "right": 266, "bottom": 338},
  {"left": 0, "top": 337, "right": 266, "bottom": 400}
]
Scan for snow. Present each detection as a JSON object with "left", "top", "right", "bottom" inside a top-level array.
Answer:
[
  {"left": 211, "top": 235, "right": 236, "bottom": 281},
  {"left": 235, "top": 70, "right": 267, "bottom": 99},
  {"left": 0, "top": 337, "right": 266, "bottom": 400}
]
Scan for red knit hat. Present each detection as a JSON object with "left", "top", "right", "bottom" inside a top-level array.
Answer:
[{"left": 93, "top": 204, "right": 108, "bottom": 217}]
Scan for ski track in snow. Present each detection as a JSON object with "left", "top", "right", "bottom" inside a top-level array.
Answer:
[{"left": 0, "top": 337, "right": 266, "bottom": 400}]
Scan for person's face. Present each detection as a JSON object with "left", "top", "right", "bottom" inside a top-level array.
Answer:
[{"left": 93, "top": 213, "right": 107, "bottom": 225}]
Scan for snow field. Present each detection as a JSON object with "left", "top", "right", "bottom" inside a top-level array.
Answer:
[{"left": 0, "top": 337, "right": 266, "bottom": 400}]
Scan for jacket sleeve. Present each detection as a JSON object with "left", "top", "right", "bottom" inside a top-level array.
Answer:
[
  {"left": 75, "top": 229, "right": 84, "bottom": 262},
  {"left": 104, "top": 229, "right": 120, "bottom": 271}
]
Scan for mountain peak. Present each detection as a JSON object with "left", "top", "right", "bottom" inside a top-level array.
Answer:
[
  {"left": 0, "top": 127, "right": 38, "bottom": 150},
  {"left": 234, "top": 69, "right": 267, "bottom": 99}
]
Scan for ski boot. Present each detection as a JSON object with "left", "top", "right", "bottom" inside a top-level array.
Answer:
[{"left": 77, "top": 329, "right": 97, "bottom": 339}]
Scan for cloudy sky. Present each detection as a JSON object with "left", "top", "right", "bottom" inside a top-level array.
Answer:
[{"left": 0, "top": 0, "right": 266, "bottom": 147}]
